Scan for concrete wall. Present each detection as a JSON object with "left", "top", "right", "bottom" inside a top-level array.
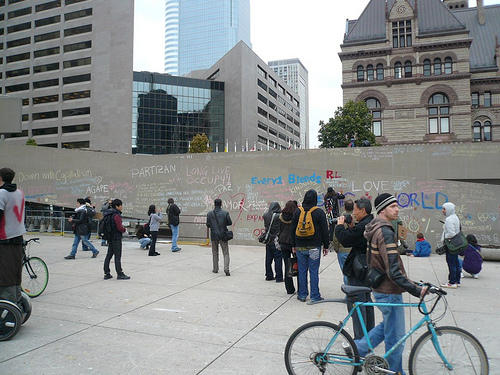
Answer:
[{"left": 1, "top": 142, "right": 499, "bottom": 249}]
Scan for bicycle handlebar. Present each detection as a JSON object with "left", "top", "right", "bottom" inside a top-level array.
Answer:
[
  {"left": 23, "top": 238, "right": 40, "bottom": 246},
  {"left": 418, "top": 281, "right": 447, "bottom": 315}
]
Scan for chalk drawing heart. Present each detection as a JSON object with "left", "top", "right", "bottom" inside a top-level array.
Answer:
[
  {"left": 489, "top": 213, "right": 499, "bottom": 222},
  {"left": 217, "top": 192, "right": 246, "bottom": 226},
  {"left": 95, "top": 176, "right": 102, "bottom": 185},
  {"left": 477, "top": 213, "right": 488, "bottom": 223}
]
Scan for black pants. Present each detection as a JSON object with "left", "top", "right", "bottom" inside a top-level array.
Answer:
[
  {"left": 104, "top": 239, "right": 124, "bottom": 276},
  {"left": 281, "top": 244, "right": 296, "bottom": 294},
  {"left": 347, "top": 275, "right": 375, "bottom": 340},
  {"left": 0, "top": 243, "right": 23, "bottom": 304},
  {"left": 265, "top": 242, "right": 283, "bottom": 281},
  {"left": 149, "top": 231, "right": 158, "bottom": 255}
]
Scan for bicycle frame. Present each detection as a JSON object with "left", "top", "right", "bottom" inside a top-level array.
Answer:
[{"left": 321, "top": 299, "right": 453, "bottom": 371}]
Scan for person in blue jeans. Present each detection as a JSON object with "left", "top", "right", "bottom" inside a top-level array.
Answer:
[
  {"left": 356, "top": 193, "right": 427, "bottom": 374},
  {"left": 65, "top": 198, "right": 99, "bottom": 259},
  {"left": 291, "top": 189, "right": 329, "bottom": 303},
  {"left": 167, "top": 198, "right": 181, "bottom": 252},
  {"left": 440, "top": 202, "right": 461, "bottom": 288},
  {"left": 332, "top": 198, "right": 355, "bottom": 286}
]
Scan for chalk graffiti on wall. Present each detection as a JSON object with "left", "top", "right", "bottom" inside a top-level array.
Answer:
[{"left": 3, "top": 143, "right": 500, "bottom": 247}]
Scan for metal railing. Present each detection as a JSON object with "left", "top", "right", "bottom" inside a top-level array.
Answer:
[{"left": 25, "top": 210, "right": 210, "bottom": 245}]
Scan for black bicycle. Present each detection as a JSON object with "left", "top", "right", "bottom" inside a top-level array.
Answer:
[{"left": 21, "top": 238, "right": 49, "bottom": 298}]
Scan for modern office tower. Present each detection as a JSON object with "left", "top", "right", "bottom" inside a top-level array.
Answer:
[
  {"left": 0, "top": 0, "right": 134, "bottom": 153},
  {"left": 164, "top": 0, "right": 251, "bottom": 76},
  {"left": 340, "top": 0, "right": 500, "bottom": 145},
  {"left": 268, "top": 59, "right": 309, "bottom": 149},
  {"left": 132, "top": 71, "right": 225, "bottom": 155},
  {"left": 201, "top": 41, "right": 302, "bottom": 152}
]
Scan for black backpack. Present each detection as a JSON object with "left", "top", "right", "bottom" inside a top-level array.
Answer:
[{"left": 99, "top": 213, "right": 116, "bottom": 240}]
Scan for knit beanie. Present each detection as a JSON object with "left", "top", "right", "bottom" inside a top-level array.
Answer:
[{"left": 374, "top": 193, "right": 398, "bottom": 214}]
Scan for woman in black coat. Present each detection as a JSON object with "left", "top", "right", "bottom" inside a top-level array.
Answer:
[
  {"left": 279, "top": 200, "right": 298, "bottom": 294},
  {"left": 263, "top": 201, "right": 282, "bottom": 281}
]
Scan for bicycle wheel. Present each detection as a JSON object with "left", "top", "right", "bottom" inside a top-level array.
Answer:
[
  {"left": 284, "top": 321, "right": 359, "bottom": 375},
  {"left": 409, "top": 326, "right": 489, "bottom": 375},
  {"left": 0, "top": 301, "right": 23, "bottom": 341},
  {"left": 21, "top": 256, "right": 49, "bottom": 298}
]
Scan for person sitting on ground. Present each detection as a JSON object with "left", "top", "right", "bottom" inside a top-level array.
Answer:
[
  {"left": 135, "top": 225, "right": 151, "bottom": 250},
  {"left": 459, "top": 234, "right": 483, "bottom": 279},
  {"left": 408, "top": 232, "right": 431, "bottom": 257}
]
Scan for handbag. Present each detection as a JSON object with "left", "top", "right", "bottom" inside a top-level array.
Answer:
[
  {"left": 213, "top": 209, "right": 233, "bottom": 241},
  {"left": 365, "top": 267, "right": 385, "bottom": 289},
  {"left": 352, "top": 253, "right": 368, "bottom": 281},
  {"left": 143, "top": 220, "right": 151, "bottom": 235},
  {"left": 258, "top": 213, "right": 278, "bottom": 244},
  {"left": 287, "top": 255, "right": 299, "bottom": 278},
  {"left": 444, "top": 231, "right": 468, "bottom": 254}
]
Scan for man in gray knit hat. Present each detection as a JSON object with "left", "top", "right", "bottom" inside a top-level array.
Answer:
[{"left": 351, "top": 193, "right": 428, "bottom": 374}]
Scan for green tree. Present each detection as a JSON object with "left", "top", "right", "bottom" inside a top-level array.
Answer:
[
  {"left": 188, "top": 133, "right": 212, "bottom": 153},
  {"left": 318, "top": 100, "right": 377, "bottom": 148},
  {"left": 26, "top": 138, "right": 37, "bottom": 146}
]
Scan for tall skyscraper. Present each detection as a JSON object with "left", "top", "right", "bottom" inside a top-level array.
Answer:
[
  {"left": 164, "top": 0, "right": 251, "bottom": 76},
  {"left": 269, "top": 59, "right": 309, "bottom": 149}
]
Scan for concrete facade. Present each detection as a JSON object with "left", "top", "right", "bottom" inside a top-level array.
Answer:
[
  {"left": 340, "top": 0, "right": 500, "bottom": 145},
  {"left": 1, "top": 142, "right": 499, "bottom": 250},
  {"left": 200, "top": 41, "right": 302, "bottom": 151},
  {"left": 0, "top": 0, "right": 134, "bottom": 153},
  {"left": 269, "top": 58, "right": 309, "bottom": 149}
]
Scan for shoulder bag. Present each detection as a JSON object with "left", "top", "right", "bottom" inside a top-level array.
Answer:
[
  {"left": 363, "top": 242, "right": 386, "bottom": 289},
  {"left": 258, "top": 213, "right": 278, "bottom": 244},
  {"left": 213, "top": 210, "right": 233, "bottom": 241},
  {"left": 444, "top": 231, "right": 468, "bottom": 255}
]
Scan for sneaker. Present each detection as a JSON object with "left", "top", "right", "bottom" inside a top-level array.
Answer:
[
  {"left": 64, "top": 255, "right": 75, "bottom": 260},
  {"left": 117, "top": 274, "right": 130, "bottom": 280},
  {"left": 92, "top": 251, "right": 99, "bottom": 258},
  {"left": 297, "top": 296, "right": 306, "bottom": 302},
  {"left": 212, "top": 270, "right": 218, "bottom": 273},
  {"left": 265, "top": 277, "right": 275, "bottom": 281},
  {"left": 473, "top": 274, "right": 479, "bottom": 279},
  {"left": 225, "top": 271, "right": 231, "bottom": 276},
  {"left": 441, "top": 283, "right": 458, "bottom": 289},
  {"left": 104, "top": 274, "right": 113, "bottom": 280},
  {"left": 311, "top": 297, "right": 325, "bottom": 303},
  {"left": 172, "top": 248, "right": 181, "bottom": 252},
  {"left": 148, "top": 253, "right": 159, "bottom": 256}
]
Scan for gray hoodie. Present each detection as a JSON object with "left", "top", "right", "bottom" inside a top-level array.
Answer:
[{"left": 441, "top": 202, "right": 460, "bottom": 243}]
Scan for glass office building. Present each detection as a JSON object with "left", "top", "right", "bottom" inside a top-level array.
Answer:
[
  {"left": 132, "top": 71, "right": 225, "bottom": 155},
  {"left": 164, "top": 0, "right": 251, "bottom": 76}
]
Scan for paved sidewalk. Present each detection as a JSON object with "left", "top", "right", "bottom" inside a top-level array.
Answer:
[{"left": 1, "top": 234, "right": 498, "bottom": 374}]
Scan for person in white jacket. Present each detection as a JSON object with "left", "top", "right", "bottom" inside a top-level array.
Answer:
[{"left": 441, "top": 202, "right": 461, "bottom": 288}]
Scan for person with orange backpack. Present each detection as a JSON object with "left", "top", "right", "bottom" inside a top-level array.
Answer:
[{"left": 291, "top": 189, "right": 329, "bottom": 303}]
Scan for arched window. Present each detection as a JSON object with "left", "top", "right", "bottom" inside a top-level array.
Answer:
[
  {"left": 428, "top": 93, "right": 449, "bottom": 134},
  {"left": 394, "top": 62, "right": 402, "bottom": 79},
  {"left": 376, "top": 64, "right": 384, "bottom": 80},
  {"left": 366, "top": 98, "right": 382, "bottom": 137},
  {"left": 357, "top": 65, "right": 364, "bottom": 82},
  {"left": 472, "top": 120, "right": 492, "bottom": 142},
  {"left": 434, "top": 58, "right": 442, "bottom": 75},
  {"left": 423, "top": 59, "right": 431, "bottom": 76},
  {"left": 484, "top": 121, "right": 492, "bottom": 141},
  {"left": 367, "top": 65, "right": 374, "bottom": 81},
  {"left": 444, "top": 57, "right": 452, "bottom": 74},
  {"left": 404, "top": 61, "right": 412, "bottom": 78},
  {"left": 473, "top": 121, "right": 481, "bottom": 141}
]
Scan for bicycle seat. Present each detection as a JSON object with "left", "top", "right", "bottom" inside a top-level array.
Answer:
[{"left": 341, "top": 284, "right": 372, "bottom": 296}]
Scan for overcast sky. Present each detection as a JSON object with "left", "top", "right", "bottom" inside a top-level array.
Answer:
[{"left": 134, "top": 0, "right": 500, "bottom": 148}]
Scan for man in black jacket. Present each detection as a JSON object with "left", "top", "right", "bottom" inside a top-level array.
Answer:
[
  {"left": 206, "top": 199, "right": 232, "bottom": 276},
  {"left": 65, "top": 198, "right": 99, "bottom": 259},
  {"left": 291, "top": 189, "right": 329, "bottom": 303},
  {"left": 334, "top": 197, "right": 375, "bottom": 340}
]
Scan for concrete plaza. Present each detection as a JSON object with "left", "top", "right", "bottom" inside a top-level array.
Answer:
[{"left": 1, "top": 234, "right": 498, "bottom": 374}]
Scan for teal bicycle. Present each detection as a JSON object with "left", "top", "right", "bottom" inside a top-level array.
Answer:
[{"left": 284, "top": 282, "right": 489, "bottom": 374}]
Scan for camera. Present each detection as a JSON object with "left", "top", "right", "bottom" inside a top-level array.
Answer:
[{"left": 331, "top": 213, "right": 353, "bottom": 225}]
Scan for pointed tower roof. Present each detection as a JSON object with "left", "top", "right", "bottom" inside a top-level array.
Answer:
[{"left": 343, "top": 0, "right": 466, "bottom": 45}]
